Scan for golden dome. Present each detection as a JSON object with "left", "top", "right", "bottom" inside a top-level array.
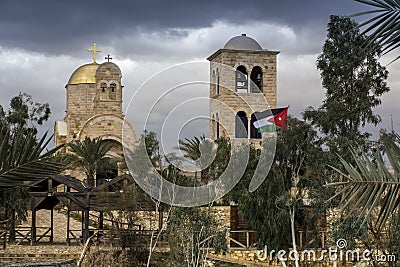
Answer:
[{"left": 67, "top": 63, "right": 99, "bottom": 85}]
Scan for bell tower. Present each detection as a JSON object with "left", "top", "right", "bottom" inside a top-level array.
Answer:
[
  {"left": 208, "top": 34, "right": 279, "bottom": 140},
  {"left": 94, "top": 62, "right": 123, "bottom": 115}
]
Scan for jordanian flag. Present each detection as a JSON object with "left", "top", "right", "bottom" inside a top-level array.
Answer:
[{"left": 253, "top": 107, "right": 289, "bottom": 133}]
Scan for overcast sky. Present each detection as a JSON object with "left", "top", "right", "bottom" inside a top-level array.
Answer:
[{"left": 0, "top": 0, "right": 399, "bottom": 153}]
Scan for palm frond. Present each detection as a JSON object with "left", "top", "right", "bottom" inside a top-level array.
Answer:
[
  {"left": 0, "top": 126, "right": 66, "bottom": 186},
  {"left": 327, "top": 133, "right": 400, "bottom": 229},
  {"left": 353, "top": 0, "right": 400, "bottom": 60},
  {"left": 67, "top": 136, "right": 115, "bottom": 185}
]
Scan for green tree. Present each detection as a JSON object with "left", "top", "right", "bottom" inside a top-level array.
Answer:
[
  {"left": 304, "top": 15, "right": 389, "bottom": 164},
  {"left": 144, "top": 130, "right": 161, "bottom": 168},
  {"left": 67, "top": 136, "right": 115, "bottom": 187},
  {"left": 0, "top": 94, "right": 64, "bottom": 223},
  {"left": 239, "top": 117, "right": 324, "bottom": 256},
  {"left": 167, "top": 206, "right": 226, "bottom": 267},
  {"left": 326, "top": 3, "right": 400, "bottom": 253},
  {"left": 354, "top": 0, "right": 400, "bottom": 62},
  {"left": 177, "top": 135, "right": 215, "bottom": 184},
  {"left": 1, "top": 93, "right": 50, "bottom": 136}
]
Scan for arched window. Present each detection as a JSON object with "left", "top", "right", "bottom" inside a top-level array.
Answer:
[
  {"left": 235, "top": 111, "right": 248, "bottom": 138},
  {"left": 216, "top": 68, "right": 220, "bottom": 95},
  {"left": 250, "top": 66, "right": 263, "bottom": 93},
  {"left": 212, "top": 70, "right": 216, "bottom": 95},
  {"left": 110, "top": 83, "right": 116, "bottom": 93},
  {"left": 216, "top": 113, "right": 220, "bottom": 139},
  {"left": 250, "top": 113, "right": 262, "bottom": 139},
  {"left": 109, "top": 83, "right": 117, "bottom": 100},
  {"left": 236, "top": 66, "right": 248, "bottom": 93},
  {"left": 212, "top": 114, "right": 216, "bottom": 139},
  {"left": 100, "top": 82, "right": 107, "bottom": 93}
]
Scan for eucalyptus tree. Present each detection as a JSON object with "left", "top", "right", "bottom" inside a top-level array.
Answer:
[
  {"left": 0, "top": 94, "right": 64, "bottom": 225},
  {"left": 304, "top": 15, "right": 389, "bottom": 164}
]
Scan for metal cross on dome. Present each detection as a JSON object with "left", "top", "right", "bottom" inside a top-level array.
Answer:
[
  {"left": 105, "top": 54, "right": 112, "bottom": 62},
  {"left": 87, "top": 43, "right": 102, "bottom": 64}
]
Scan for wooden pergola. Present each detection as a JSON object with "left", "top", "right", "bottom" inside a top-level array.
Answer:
[{"left": 9, "top": 174, "right": 158, "bottom": 245}]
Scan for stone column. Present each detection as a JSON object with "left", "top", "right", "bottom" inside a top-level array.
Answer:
[{"left": 247, "top": 116, "right": 251, "bottom": 139}]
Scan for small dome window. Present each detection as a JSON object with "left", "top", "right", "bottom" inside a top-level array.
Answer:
[
  {"left": 101, "top": 83, "right": 107, "bottom": 93},
  {"left": 109, "top": 83, "right": 117, "bottom": 100},
  {"left": 110, "top": 83, "right": 116, "bottom": 92}
]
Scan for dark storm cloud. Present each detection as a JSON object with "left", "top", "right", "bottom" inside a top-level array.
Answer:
[{"left": 0, "top": 0, "right": 363, "bottom": 56}]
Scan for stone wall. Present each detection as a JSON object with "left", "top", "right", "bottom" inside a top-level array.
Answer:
[{"left": 208, "top": 249, "right": 372, "bottom": 267}]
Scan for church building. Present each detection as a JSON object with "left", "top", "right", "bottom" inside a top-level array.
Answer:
[{"left": 54, "top": 44, "right": 136, "bottom": 181}]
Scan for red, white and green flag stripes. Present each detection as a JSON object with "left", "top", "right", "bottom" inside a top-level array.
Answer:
[{"left": 253, "top": 107, "right": 288, "bottom": 133}]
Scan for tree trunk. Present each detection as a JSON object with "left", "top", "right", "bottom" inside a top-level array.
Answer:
[
  {"left": 87, "top": 174, "right": 95, "bottom": 187},
  {"left": 291, "top": 175, "right": 300, "bottom": 267},
  {"left": 290, "top": 207, "right": 299, "bottom": 267},
  {"left": 9, "top": 209, "right": 15, "bottom": 244}
]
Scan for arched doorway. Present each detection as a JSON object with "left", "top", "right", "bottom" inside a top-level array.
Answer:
[{"left": 96, "top": 160, "right": 118, "bottom": 186}]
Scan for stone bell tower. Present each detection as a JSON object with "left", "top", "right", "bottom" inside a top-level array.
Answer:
[{"left": 208, "top": 34, "right": 279, "bottom": 141}]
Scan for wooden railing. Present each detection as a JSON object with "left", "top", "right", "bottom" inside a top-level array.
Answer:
[
  {"left": 14, "top": 226, "right": 52, "bottom": 245},
  {"left": 228, "top": 230, "right": 256, "bottom": 249},
  {"left": 68, "top": 228, "right": 165, "bottom": 246},
  {"left": 203, "top": 230, "right": 328, "bottom": 251}
]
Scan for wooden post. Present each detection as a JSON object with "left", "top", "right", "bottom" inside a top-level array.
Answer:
[
  {"left": 9, "top": 209, "right": 15, "bottom": 244},
  {"left": 158, "top": 210, "right": 163, "bottom": 231},
  {"left": 50, "top": 208, "right": 54, "bottom": 243},
  {"left": 67, "top": 209, "right": 70, "bottom": 245},
  {"left": 246, "top": 231, "right": 250, "bottom": 248},
  {"left": 299, "top": 231, "right": 303, "bottom": 249},
  {"left": 83, "top": 209, "right": 89, "bottom": 243},
  {"left": 31, "top": 209, "right": 36, "bottom": 245},
  {"left": 2, "top": 231, "right": 6, "bottom": 249},
  {"left": 81, "top": 211, "right": 84, "bottom": 230},
  {"left": 99, "top": 212, "right": 104, "bottom": 230}
]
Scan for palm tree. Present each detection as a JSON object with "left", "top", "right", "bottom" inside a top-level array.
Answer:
[
  {"left": 354, "top": 0, "right": 400, "bottom": 61},
  {"left": 67, "top": 136, "right": 115, "bottom": 187},
  {"left": 329, "top": 132, "right": 400, "bottom": 229},
  {"left": 177, "top": 135, "right": 215, "bottom": 184},
  {"left": 0, "top": 125, "right": 65, "bottom": 186}
]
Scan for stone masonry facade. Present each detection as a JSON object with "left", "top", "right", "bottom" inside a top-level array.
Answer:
[
  {"left": 54, "top": 61, "right": 136, "bottom": 180},
  {"left": 208, "top": 49, "right": 279, "bottom": 140}
]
